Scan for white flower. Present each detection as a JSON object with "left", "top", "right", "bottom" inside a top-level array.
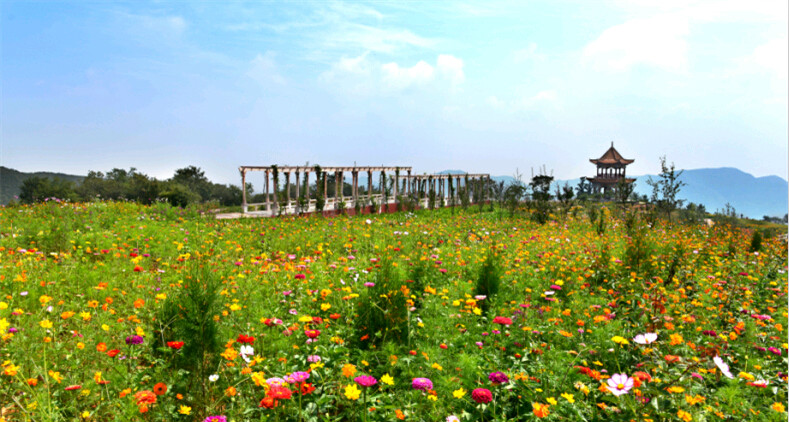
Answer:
[
  {"left": 633, "top": 333, "right": 658, "bottom": 345},
  {"left": 209, "top": 374, "right": 219, "bottom": 382},
  {"left": 239, "top": 345, "right": 255, "bottom": 363},
  {"left": 713, "top": 356, "right": 734, "bottom": 379}
]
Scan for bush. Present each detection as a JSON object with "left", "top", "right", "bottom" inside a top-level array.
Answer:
[
  {"left": 474, "top": 250, "right": 502, "bottom": 314},
  {"left": 160, "top": 183, "right": 201, "bottom": 207},
  {"left": 352, "top": 259, "right": 410, "bottom": 349}
]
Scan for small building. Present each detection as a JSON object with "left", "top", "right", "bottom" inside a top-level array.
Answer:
[{"left": 588, "top": 143, "right": 635, "bottom": 195}]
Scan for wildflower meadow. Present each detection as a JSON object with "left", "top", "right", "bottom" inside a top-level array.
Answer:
[{"left": 1, "top": 201, "right": 786, "bottom": 421}]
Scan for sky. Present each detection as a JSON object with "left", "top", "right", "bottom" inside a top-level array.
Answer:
[{"left": 2, "top": 1, "right": 787, "bottom": 189}]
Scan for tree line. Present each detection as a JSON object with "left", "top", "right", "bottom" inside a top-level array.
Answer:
[{"left": 16, "top": 166, "right": 246, "bottom": 207}]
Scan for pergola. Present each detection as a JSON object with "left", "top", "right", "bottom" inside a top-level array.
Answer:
[{"left": 238, "top": 165, "right": 490, "bottom": 216}]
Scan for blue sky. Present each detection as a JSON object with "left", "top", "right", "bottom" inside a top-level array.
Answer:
[{"left": 2, "top": 1, "right": 786, "bottom": 188}]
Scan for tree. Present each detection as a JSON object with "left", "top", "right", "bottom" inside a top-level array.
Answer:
[
  {"left": 19, "top": 177, "right": 76, "bottom": 203},
  {"left": 646, "top": 156, "right": 685, "bottom": 221},
  {"left": 615, "top": 178, "right": 635, "bottom": 205}
]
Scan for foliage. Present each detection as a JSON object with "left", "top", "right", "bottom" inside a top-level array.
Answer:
[{"left": 647, "top": 156, "right": 686, "bottom": 221}]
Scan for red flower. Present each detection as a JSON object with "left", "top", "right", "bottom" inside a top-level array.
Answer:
[
  {"left": 236, "top": 334, "right": 255, "bottom": 344},
  {"left": 263, "top": 318, "right": 275, "bottom": 327},
  {"left": 153, "top": 382, "right": 168, "bottom": 396},
  {"left": 267, "top": 385, "right": 292, "bottom": 400},
  {"left": 300, "top": 383, "right": 316, "bottom": 395},
  {"left": 471, "top": 388, "right": 493, "bottom": 404},
  {"left": 107, "top": 349, "right": 120, "bottom": 358},
  {"left": 492, "top": 316, "right": 513, "bottom": 326},
  {"left": 133, "top": 265, "right": 143, "bottom": 272},
  {"left": 305, "top": 329, "right": 321, "bottom": 339},
  {"left": 65, "top": 385, "right": 82, "bottom": 391},
  {"left": 259, "top": 396, "right": 276, "bottom": 408},
  {"left": 329, "top": 313, "right": 341, "bottom": 320},
  {"left": 167, "top": 341, "right": 184, "bottom": 350}
]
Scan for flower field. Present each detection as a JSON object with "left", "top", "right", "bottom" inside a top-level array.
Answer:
[{"left": 1, "top": 201, "right": 786, "bottom": 421}]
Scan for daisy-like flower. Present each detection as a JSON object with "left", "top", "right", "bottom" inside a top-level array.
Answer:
[
  {"left": 239, "top": 345, "right": 254, "bottom": 363},
  {"left": 606, "top": 373, "right": 634, "bottom": 396},
  {"left": 713, "top": 356, "right": 734, "bottom": 379},
  {"left": 633, "top": 333, "right": 658, "bottom": 345}
]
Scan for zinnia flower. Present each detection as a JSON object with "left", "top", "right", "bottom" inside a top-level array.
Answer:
[
  {"left": 125, "top": 335, "right": 144, "bottom": 345},
  {"left": 606, "top": 373, "right": 633, "bottom": 396},
  {"left": 203, "top": 416, "right": 227, "bottom": 422},
  {"left": 488, "top": 371, "right": 509, "bottom": 384},
  {"left": 471, "top": 388, "right": 493, "bottom": 404},
  {"left": 412, "top": 378, "right": 433, "bottom": 391},
  {"left": 355, "top": 375, "right": 377, "bottom": 387}
]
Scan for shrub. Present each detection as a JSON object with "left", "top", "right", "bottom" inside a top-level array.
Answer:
[{"left": 474, "top": 250, "right": 502, "bottom": 314}]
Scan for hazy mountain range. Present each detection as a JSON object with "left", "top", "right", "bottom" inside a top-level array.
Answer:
[
  {"left": 2, "top": 166, "right": 786, "bottom": 219},
  {"left": 479, "top": 167, "right": 787, "bottom": 219}
]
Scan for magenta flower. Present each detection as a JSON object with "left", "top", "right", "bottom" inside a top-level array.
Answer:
[
  {"left": 288, "top": 371, "right": 310, "bottom": 383},
  {"left": 354, "top": 375, "right": 377, "bottom": 387},
  {"left": 606, "top": 373, "right": 633, "bottom": 396},
  {"left": 203, "top": 417, "right": 227, "bottom": 422},
  {"left": 488, "top": 371, "right": 509, "bottom": 384},
  {"left": 471, "top": 388, "right": 493, "bottom": 403},
  {"left": 412, "top": 378, "right": 433, "bottom": 391}
]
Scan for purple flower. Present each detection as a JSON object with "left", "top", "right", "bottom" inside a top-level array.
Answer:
[
  {"left": 412, "top": 377, "right": 433, "bottom": 391},
  {"left": 125, "top": 335, "right": 144, "bottom": 345},
  {"left": 354, "top": 375, "right": 377, "bottom": 387},
  {"left": 488, "top": 371, "right": 509, "bottom": 384}
]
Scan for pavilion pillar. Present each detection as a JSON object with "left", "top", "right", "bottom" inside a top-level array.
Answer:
[
  {"left": 352, "top": 170, "right": 358, "bottom": 206},
  {"left": 285, "top": 172, "right": 291, "bottom": 209},
  {"left": 367, "top": 170, "right": 373, "bottom": 201},
  {"left": 265, "top": 170, "right": 271, "bottom": 212},
  {"left": 323, "top": 171, "right": 328, "bottom": 204},
  {"left": 394, "top": 170, "right": 399, "bottom": 199},
  {"left": 334, "top": 171, "right": 340, "bottom": 208},
  {"left": 295, "top": 171, "right": 301, "bottom": 208},
  {"left": 305, "top": 171, "right": 310, "bottom": 204},
  {"left": 241, "top": 169, "right": 247, "bottom": 213}
]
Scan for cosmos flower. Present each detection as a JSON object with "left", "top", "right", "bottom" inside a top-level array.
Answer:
[
  {"left": 633, "top": 333, "right": 657, "bottom": 345},
  {"left": 606, "top": 374, "right": 633, "bottom": 396},
  {"left": 714, "top": 356, "right": 734, "bottom": 379}
]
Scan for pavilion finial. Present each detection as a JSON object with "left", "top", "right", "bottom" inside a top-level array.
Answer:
[{"left": 611, "top": 141, "right": 614, "bottom": 147}]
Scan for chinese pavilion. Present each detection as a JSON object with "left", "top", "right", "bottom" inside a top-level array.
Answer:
[{"left": 588, "top": 143, "right": 635, "bottom": 194}]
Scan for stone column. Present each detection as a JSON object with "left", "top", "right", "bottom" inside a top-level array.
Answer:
[
  {"left": 265, "top": 170, "right": 270, "bottom": 212},
  {"left": 394, "top": 169, "right": 399, "bottom": 200},
  {"left": 241, "top": 169, "right": 247, "bottom": 213},
  {"left": 323, "top": 171, "right": 328, "bottom": 204},
  {"left": 367, "top": 170, "right": 372, "bottom": 201},
  {"left": 352, "top": 170, "right": 358, "bottom": 206},
  {"left": 285, "top": 172, "right": 291, "bottom": 209},
  {"left": 295, "top": 171, "right": 301, "bottom": 207}
]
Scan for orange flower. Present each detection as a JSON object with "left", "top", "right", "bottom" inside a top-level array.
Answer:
[
  {"left": 135, "top": 390, "right": 157, "bottom": 405},
  {"left": 96, "top": 342, "right": 107, "bottom": 352},
  {"left": 153, "top": 382, "right": 167, "bottom": 396},
  {"left": 395, "top": 409, "right": 405, "bottom": 420},
  {"left": 225, "top": 386, "right": 237, "bottom": 396},
  {"left": 533, "top": 403, "right": 550, "bottom": 418}
]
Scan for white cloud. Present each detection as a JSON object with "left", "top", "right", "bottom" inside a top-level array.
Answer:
[
  {"left": 381, "top": 60, "right": 435, "bottom": 89},
  {"left": 513, "top": 43, "right": 541, "bottom": 62},
  {"left": 248, "top": 52, "right": 286, "bottom": 86},
  {"left": 749, "top": 37, "right": 788, "bottom": 79},
  {"left": 321, "top": 54, "right": 464, "bottom": 96},
  {"left": 583, "top": 14, "right": 689, "bottom": 72},
  {"left": 437, "top": 54, "right": 465, "bottom": 86}
]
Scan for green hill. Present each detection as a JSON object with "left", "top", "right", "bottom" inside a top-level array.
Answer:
[{"left": 0, "top": 166, "right": 85, "bottom": 204}]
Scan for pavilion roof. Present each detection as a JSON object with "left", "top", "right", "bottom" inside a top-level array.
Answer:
[{"left": 590, "top": 144, "right": 634, "bottom": 165}]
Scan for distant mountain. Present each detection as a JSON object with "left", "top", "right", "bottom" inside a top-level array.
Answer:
[
  {"left": 444, "top": 167, "right": 787, "bottom": 219},
  {"left": 1, "top": 166, "right": 85, "bottom": 204}
]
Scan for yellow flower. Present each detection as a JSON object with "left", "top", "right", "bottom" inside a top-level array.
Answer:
[
  {"left": 321, "top": 303, "right": 332, "bottom": 311},
  {"left": 546, "top": 397, "right": 557, "bottom": 405},
  {"left": 611, "top": 336, "right": 629, "bottom": 345},
  {"left": 772, "top": 402, "right": 786, "bottom": 413},
  {"left": 432, "top": 363, "right": 443, "bottom": 371},
  {"left": 221, "top": 348, "right": 238, "bottom": 361},
  {"left": 48, "top": 370, "right": 63, "bottom": 383},
  {"left": 381, "top": 373, "right": 394, "bottom": 386},
  {"left": 0, "top": 302, "right": 7, "bottom": 310},
  {"left": 101, "top": 324, "right": 109, "bottom": 331},
  {"left": 251, "top": 372, "right": 267, "bottom": 387},
  {"left": 685, "top": 395, "right": 705, "bottom": 405},
  {"left": 561, "top": 393, "right": 575, "bottom": 403},
  {"left": 667, "top": 386, "right": 685, "bottom": 394},
  {"left": 178, "top": 405, "right": 192, "bottom": 415},
  {"left": 738, "top": 372, "right": 755, "bottom": 381},
  {"left": 453, "top": 388, "right": 466, "bottom": 398},
  {"left": 79, "top": 312, "right": 91, "bottom": 321},
  {"left": 344, "top": 384, "right": 361, "bottom": 400},
  {"left": 670, "top": 333, "right": 683, "bottom": 346},
  {"left": 427, "top": 395, "right": 437, "bottom": 401},
  {"left": 342, "top": 363, "right": 357, "bottom": 378},
  {"left": 39, "top": 320, "right": 53, "bottom": 329}
]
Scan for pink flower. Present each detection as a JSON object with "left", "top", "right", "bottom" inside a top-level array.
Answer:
[
  {"left": 606, "top": 373, "right": 633, "bottom": 396},
  {"left": 713, "top": 356, "right": 734, "bottom": 379},
  {"left": 354, "top": 375, "right": 377, "bottom": 387},
  {"left": 633, "top": 333, "right": 657, "bottom": 345}
]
